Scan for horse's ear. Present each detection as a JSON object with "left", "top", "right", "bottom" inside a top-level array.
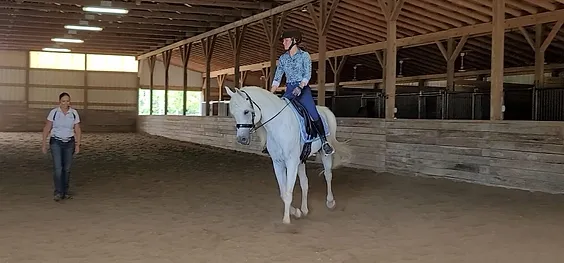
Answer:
[{"left": 224, "top": 86, "right": 235, "bottom": 97}]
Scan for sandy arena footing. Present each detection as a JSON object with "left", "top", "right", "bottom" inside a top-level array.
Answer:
[{"left": 1, "top": 132, "right": 564, "bottom": 262}]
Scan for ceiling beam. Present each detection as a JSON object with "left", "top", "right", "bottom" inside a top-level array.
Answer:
[
  {"left": 305, "top": 63, "right": 564, "bottom": 92},
  {"left": 208, "top": 9, "right": 564, "bottom": 77},
  {"left": 0, "top": 28, "right": 181, "bottom": 41},
  {"left": 0, "top": 4, "right": 238, "bottom": 23},
  {"left": 145, "top": 0, "right": 274, "bottom": 10},
  {"left": 0, "top": 9, "right": 221, "bottom": 28},
  {"left": 136, "top": 0, "right": 316, "bottom": 60},
  {"left": 0, "top": 19, "right": 205, "bottom": 36},
  {"left": 23, "top": 0, "right": 255, "bottom": 17}
]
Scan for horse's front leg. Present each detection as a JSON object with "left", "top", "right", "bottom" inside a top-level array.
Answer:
[
  {"left": 273, "top": 159, "right": 302, "bottom": 220},
  {"left": 282, "top": 160, "right": 300, "bottom": 224},
  {"left": 297, "top": 162, "right": 309, "bottom": 217}
]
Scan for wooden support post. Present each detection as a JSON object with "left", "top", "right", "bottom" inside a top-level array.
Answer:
[
  {"left": 436, "top": 35, "right": 468, "bottom": 91},
  {"left": 490, "top": 0, "right": 505, "bottom": 120},
  {"left": 262, "top": 13, "right": 287, "bottom": 90},
  {"left": 261, "top": 67, "right": 270, "bottom": 89},
  {"left": 147, "top": 55, "right": 157, "bottom": 115},
  {"left": 518, "top": 21, "right": 563, "bottom": 120},
  {"left": 379, "top": 0, "right": 405, "bottom": 119},
  {"left": 201, "top": 35, "right": 217, "bottom": 116},
  {"left": 241, "top": 71, "right": 248, "bottom": 86},
  {"left": 162, "top": 49, "right": 173, "bottom": 115},
  {"left": 179, "top": 43, "right": 192, "bottom": 116},
  {"left": 328, "top": 55, "right": 348, "bottom": 111},
  {"left": 375, "top": 50, "right": 386, "bottom": 90},
  {"left": 216, "top": 74, "right": 227, "bottom": 101},
  {"left": 84, "top": 55, "right": 88, "bottom": 110},
  {"left": 228, "top": 25, "right": 247, "bottom": 89},
  {"left": 307, "top": 0, "right": 340, "bottom": 106}
]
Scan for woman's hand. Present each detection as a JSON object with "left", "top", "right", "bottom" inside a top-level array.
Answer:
[
  {"left": 41, "top": 143, "right": 48, "bottom": 154},
  {"left": 74, "top": 144, "right": 80, "bottom": 154},
  {"left": 292, "top": 87, "right": 302, "bottom": 96}
]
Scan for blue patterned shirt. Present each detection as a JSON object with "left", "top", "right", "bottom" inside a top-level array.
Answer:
[{"left": 272, "top": 49, "right": 312, "bottom": 87}]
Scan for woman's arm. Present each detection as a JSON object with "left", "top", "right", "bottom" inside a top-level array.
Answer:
[
  {"left": 42, "top": 109, "right": 55, "bottom": 149},
  {"left": 271, "top": 58, "right": 285, "bottom": 92},
  {"left": 73, "top": 110, "right": 82, "bottom": 149},
  {"left": 42, "top": 120, "right": 52, "bottom": 145},
  {"left": 300, "top": 52, "right": 312, "bottom": 88}
]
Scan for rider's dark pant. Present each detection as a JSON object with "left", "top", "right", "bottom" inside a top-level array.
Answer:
[{"left": 283, "top": 81, "right": 320, "bottom": 121}]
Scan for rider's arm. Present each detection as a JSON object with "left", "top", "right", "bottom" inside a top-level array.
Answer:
[
  {"left": 271, "top": 58, "right": 284, "bottom": 93},
  {"left": 299, "top": 52, "right": 312, "bottom": 88}
]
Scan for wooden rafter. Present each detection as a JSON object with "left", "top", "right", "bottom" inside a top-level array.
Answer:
[
  {"left": 228, "top": 25, "right": 247, "bottom": 89},
  {"left": 201, "top": 35, "right": 217, "bottom": 116},
  {"left": 137, "top": 0, "right": 317, "bottom": 59},
  {"left": 148, "top": 55, "right": 157, "bottom": 115},
  {"left": 179, "top": 43, "right": 192, "bottom": 116},
  {"left": 162, "top": 49, "right": 173, "bottom": 115},
  {"left": 307, "top": 0, "right": 342, "bottom": 105},
  {"left": 262, "top": 12, "right": 287, "bottom": 90}
]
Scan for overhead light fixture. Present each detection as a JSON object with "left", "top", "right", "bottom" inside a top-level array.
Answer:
[
  {"left": 42, "top": 47, "right": 71, "bottom": 52},
  {"left": 83, "top": 6, "right": 129, "bottom": 14},
  {"left": 64, "top": 25, "right": 103, "bottom": 31},
  {"left": 51, "top": 38, "right": 84, "bottom": 43}
]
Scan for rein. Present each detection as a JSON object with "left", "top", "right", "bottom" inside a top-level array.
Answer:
[{"left": 236, "top": 90, "right": 292, "bottom": 133}]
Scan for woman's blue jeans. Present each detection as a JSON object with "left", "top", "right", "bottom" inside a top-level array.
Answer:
[{"left": 49, "top": 137, "right": 75, "bottom": 196}]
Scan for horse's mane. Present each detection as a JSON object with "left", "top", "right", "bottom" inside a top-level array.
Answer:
[{"left": 237, "top": 86, "right": 286, "bottom": 108}]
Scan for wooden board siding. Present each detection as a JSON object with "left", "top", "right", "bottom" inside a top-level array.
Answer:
[
  {"left": 0, "top": 104, "right": 137, "bottom": 132},
  {"left": 0, "top": 50, "right": 138, "bottom": 133},
  {"left": 138, "top": 116, "right": 564, "bottom": 194}
]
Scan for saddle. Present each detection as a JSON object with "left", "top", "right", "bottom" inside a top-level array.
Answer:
[
  {"left": 289, "top": 98, "right": 318, "bottom": 140},
  {"left": 285, "top": 98, "right": 322, "bottom": 164}
]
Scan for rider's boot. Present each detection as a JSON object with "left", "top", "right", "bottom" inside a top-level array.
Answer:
[{"left": 314, "top": 118, "right": 334, "bottom": 155}]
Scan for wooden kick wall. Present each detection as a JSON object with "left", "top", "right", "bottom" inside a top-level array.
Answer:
[
  {"left": 0, "top": 50, "right": 138, "bottom": 132},
  {"left": 138, "top": 115, "right": 564, "bottom": 194}
]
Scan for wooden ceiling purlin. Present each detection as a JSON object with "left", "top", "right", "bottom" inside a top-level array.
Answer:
[
  {"left": 1, "top": 3, "right": 239, "bottom": 23},
  {"left": 136, "top": 0, "right": 318, "bottom": 60},
  {"left": 208, "top": 6, "right": 564, "bottom": 80},
  {"left": 0, "top": 9, "right": 222, "bottom": 28},
  {"left": 26, "top": 0, "right": 256, "bottom": 17},
  {"left": 0, "top": 19, "right": 210, "bottom": 34}
]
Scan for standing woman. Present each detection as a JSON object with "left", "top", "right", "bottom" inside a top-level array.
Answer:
[{"left": 41, "top": 92, "right": 81, "bottom": 201}]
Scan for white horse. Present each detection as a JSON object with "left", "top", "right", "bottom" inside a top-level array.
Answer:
[{"left": 225, "top": 86, "right": 352, "bottom": 225}]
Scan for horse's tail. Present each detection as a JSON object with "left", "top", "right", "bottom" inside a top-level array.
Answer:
[{"left": 318, "top": 106, "right": 353, "bottom": 170}]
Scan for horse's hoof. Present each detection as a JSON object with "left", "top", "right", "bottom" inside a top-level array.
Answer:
[
  {"left": 326, "top": 200, "right": 336, "bottom": 210},
  {"left": 294, "top": 208, "right": 302, "bottom": 218},
  {"left": 282, "top": 218, "right": 291, "bottom": 225},
  {"left": 301, "top": 208, "right": 309, "bottom": 217}
]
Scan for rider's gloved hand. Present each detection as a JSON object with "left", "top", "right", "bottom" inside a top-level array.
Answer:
[{"left": 292, "top": 87, "right": 302, "bottom": 96}]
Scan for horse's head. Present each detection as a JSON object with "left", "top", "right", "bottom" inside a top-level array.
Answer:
[{"left": 225, "top": 86, "right": 263, "bottom": 145}]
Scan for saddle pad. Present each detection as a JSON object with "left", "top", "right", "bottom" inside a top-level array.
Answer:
[{"left": 282, "top": 97, "right": 330, "bottom": 143}]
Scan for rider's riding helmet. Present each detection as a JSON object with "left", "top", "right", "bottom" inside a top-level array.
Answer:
[{"left": 279, "top": 29, "right": 302, "bottom": 50}]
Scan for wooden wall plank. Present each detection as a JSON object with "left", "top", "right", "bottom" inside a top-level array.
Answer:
[
  {"left": 0, "top": 50, "right": 139, "bottom": 133},
  {"left": 138, "top": 116, "right": 564, "bottom": 194}
]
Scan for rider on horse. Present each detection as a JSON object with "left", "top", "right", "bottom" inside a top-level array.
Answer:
[{"left": 268, "top": 29, "right": 335, "bottom": 156}]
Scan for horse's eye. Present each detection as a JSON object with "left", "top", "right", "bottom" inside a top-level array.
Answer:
[{"left": 244, "top": 110, "right": 250, "bottom": 115}]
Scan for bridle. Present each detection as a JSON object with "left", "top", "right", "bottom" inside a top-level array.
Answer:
[{"left": 235, "top": 90, "right": 292, "bottom": 133}]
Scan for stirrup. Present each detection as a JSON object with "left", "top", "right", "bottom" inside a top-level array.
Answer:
[{"left": 322, "top": 142, "right": 335, "bottom": 155}]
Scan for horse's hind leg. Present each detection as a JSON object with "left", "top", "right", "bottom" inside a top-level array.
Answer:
[
  {"left": 321, "top": 154, "right": 336, "bottom": 210},
  {"left": 297, "top": 162, "right": 309, "bottom": 217}
]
